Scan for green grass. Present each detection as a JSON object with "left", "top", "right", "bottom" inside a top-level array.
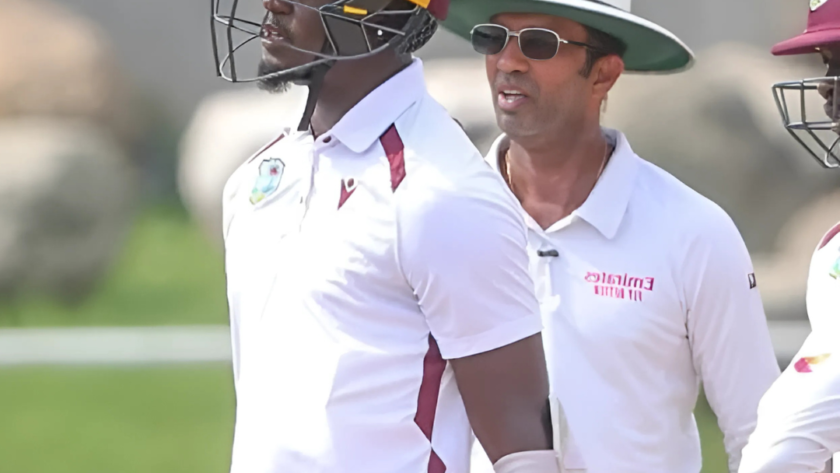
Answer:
[
  {"left": 0, "top": 205, "right": 229, "bottom": 327},
  {"left": 0, "top": 203, "right": 729, "bottom": 471},
  {"left": 696, "top": 392, "right": 728, "bottom": 472},
  {"left": 0, "top": 365, "right": 728, "bottom": 473},
  {"left": 0, "top": 366, "right": 235, "bottom": 473}
]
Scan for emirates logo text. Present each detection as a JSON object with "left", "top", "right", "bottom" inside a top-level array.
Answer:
[{"left": 585, "top": 272, "right": 654, "bottom": 302}]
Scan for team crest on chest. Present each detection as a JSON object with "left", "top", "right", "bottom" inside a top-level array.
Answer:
[
  {"left": 830, "top": 254, "right": 840, "bottom": 280},
  {"left": 250, "top": 158, "right": 285, "bottom": 205},
  {"left": 811, "top": 0, "right": 828, "bottom": 10}
]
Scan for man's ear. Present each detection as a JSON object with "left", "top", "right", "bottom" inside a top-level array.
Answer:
[{"left": 592, "top": 55, "right": 625, "bottom": 104}]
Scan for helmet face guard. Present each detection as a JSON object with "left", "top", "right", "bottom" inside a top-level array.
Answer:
[
  {"left": 210, "top": 0, "right": 427, "bottom": 84},
  {"left": 773, "top": 76, "right": 840, "bottom": 168}
]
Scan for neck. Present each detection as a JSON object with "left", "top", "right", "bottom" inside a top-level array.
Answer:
[
  {"left": 505, "top": 123, "right": 610, "bottom": 229},
  {"left": 309, "top": 52, "right": 410, "bottom": 136}
]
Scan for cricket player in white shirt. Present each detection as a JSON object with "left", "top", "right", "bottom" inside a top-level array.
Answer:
[
  {"left": 209, "top": 0, "right": 566, "bottom": 472},
  {"left": 738, "top": 0, "right": 840, "bottom": 471},
  {"left": 442, "top": 0, "right": 782, "bottom": 472}
]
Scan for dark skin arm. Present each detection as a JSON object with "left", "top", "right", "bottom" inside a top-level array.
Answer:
[{"left": 450, "top": 333, "right": 553, "bottom": 464}]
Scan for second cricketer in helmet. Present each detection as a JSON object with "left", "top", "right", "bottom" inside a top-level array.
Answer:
[{"left": 739, "top": 1, "right": 840, "bottom": 472}]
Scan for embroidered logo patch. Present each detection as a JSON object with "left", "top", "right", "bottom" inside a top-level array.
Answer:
[
  {"left": 250, "top": 158, "right": 285, "bottom": 205},
  {"left": 794, "top": 353, "right": 831, "bottom": 373},
  {"left": 338, "top": 178, "right": 357, "bottom": 209},
  {"left": 811, "top": 0, "right": 828, "bottom": 10},
  {"left": 584, "top": 271, "right": 654, "bottom": 302},
  {"left": 830, "top": 255, "right": 840, "bottom": 280}
]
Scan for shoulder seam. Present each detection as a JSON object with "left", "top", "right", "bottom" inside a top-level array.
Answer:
[{"left": 247, "top": 132, "right": 286, "bottom": 164}]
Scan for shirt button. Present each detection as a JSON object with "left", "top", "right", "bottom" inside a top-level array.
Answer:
[{"left": 323, "top": 136, "right": 332, "bottom": 144}]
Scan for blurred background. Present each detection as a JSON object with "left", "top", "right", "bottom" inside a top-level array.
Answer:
[{"left": 0, "top": 0, "right": 834, "bottom": 471}]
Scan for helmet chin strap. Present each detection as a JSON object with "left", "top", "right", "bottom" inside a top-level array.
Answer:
[
  {"left": 288, "top": 8, "right": 426, "bottom": 133},
  {"left": 296, "top": 62, "right": 333, "bottom": 132},
  {"left": 296, "top": 41, "right": 336, "bottom": 133}
]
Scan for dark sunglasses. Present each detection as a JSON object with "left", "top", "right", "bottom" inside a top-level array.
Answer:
[{"left": 470, "top": 24, "right": 601, "bottom": 61}]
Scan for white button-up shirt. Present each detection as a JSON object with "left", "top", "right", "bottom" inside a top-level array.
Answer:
[
  {"left": 222, "top": 60, "right": 542, "bottom": 473},
  {"left": 740, "top": 224, "right": 840, "bottom": 473},
  {"left": 472, "top": 130, "right": 780, "bottom": 473}
]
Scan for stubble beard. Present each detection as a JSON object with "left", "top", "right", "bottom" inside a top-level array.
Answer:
[
  {"left": 496, "top": 105, "right": 557, "bottom": 143},
  {"left": 257, "top": 59, "right": 298, "bottom": 93}
]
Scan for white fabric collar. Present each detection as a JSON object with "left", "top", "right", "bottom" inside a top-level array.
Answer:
[{"left": 486, "top": 128, "right": 640, "bottom": 239}]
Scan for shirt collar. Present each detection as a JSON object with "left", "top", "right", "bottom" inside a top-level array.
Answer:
[
  {"left": 329, "top": 58, "right": 426, "bottom": 154},
  {"left": 486, "top": 128, "right": 639, "bottom": 239},
  {"left": 575, "top": 129, "right": 639, "bottom": 239}
]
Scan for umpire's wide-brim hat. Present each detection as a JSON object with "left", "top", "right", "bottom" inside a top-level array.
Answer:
[{"left": 442, "top": 0, "right": 694, "bottom": 73}]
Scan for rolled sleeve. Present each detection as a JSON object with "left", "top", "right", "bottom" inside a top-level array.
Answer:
[
  {"left": 684, "top": 211, "right": 781, "bottom": 472},
  {"left": 396, "top": 189, "right": 542, "bottom": 360}
]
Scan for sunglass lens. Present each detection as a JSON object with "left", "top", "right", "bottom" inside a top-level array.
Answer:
[
  {"left": 471, "top": 25, "right": 507, "bottom": 56},
  {"left": 519, "top": 29, "right": 559, "bottom": 60}
]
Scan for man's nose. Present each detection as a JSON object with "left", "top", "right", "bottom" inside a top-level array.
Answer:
[
  {"left": 495, "top": 36, "right": 530, "bottom": 75},
  {"left": 263, "top": 0, "right": 293, "bottom": 15}
]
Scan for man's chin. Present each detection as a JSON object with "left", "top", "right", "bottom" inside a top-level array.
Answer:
[
  {"left": 256, "top": 58, "right": 314, "bottom": 93},
  {"left": 496, "top": 111, "right": 536, "bottom": 140},
  {"left": 257, "top": 59, "right": 292, "bottom": 93}
]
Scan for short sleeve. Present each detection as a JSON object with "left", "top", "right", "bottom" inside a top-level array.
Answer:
[{"left": 396, "top": 188, "right": 542, "bottom": 360}]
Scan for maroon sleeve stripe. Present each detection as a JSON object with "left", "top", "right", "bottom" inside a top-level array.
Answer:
[
  {"left": 428, "top": 450, "right": 446, "bottom": 473},
  {"left": 414, "top": 335, "right": 447, "bottom": 473}
]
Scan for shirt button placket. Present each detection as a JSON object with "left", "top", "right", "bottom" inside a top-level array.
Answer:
[
  {"left": 537, "top": 253, "right": 554, "bottom": 303},
  {"left": 298, "top": 150, "right": 317, "bottom": 233},
  {"left": 533, "top": 233, "right": 559, "bottom": 305}
]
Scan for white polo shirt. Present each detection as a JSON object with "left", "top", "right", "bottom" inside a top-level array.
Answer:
[
  {"left": 221, "top": 60, "right": 542, "bottom": 473},
  {"left": 739, "top": 223, "right": 840, "bottom": 473},
  {"left": 472, "top": 130, "right": 780, "bottom": 473}
]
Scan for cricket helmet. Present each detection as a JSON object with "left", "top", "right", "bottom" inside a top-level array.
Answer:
[
  {"left": 771, "top": 0, "right": 840, "bottom": 168},
  {"left": 210, "top": 0, "right": 449, "bottom": 130}
]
